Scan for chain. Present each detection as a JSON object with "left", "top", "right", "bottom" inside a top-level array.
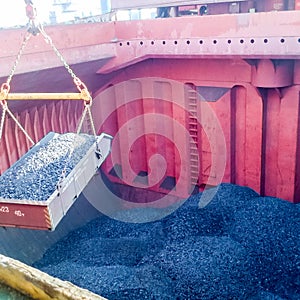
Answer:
[
  {"left": 75, "top": 99, "right": 96, "bottom": 136},
  {"left": 24, "top": 1, "right": 81, "bottom": 87},
  {"left": 6, "top": 107, "right": 35, "bottom": 145},
  {"left": 87, "top": 104, "right": 97, "bottom": 137},
  {"left": 76, "top": 105, "right": 88, "bottom": 134},
  {"left": 39, "top": 26, "right": 93, "bottom": 102},
  {"left": 1, "top": 0, "right": 100, "bottom": 192},
  {"left": 86, "top": 102, "right": 102, "bottom": 157},
  {"left": 75, "top": 103, "right": 101, "bottom": 158},
  {"left": 39, "top": 26, "right": 78, "bottom": 80},
  {"left": 0, "top": 105, "right": 7, "bottom": 140},
  {"left": 0, "top": 100, "right": 34, "bottom": 145},
  {"left": 6, "top": 33, "right": 32, "bottom": 86},
  {"left": 1, "top": 3, "right": 96, "bottom": 153},
  {"left": 58, "top": 101, "right": 95, "bottom": 190},
  {"left": 38, "top": 25, "right": 99, "bottom": 188}
]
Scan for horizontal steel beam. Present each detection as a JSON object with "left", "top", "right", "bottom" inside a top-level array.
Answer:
[
  {"left": 111, "top": 0, "right": 247, "bottom": 10},
  {"left": 98, "top": 36, "right": 300, "bottom": 74}
]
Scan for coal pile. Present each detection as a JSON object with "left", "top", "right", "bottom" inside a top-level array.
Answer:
[
  {"left": 34, "top": 184, "right": 300, "bottom": 299},
  {"left": 0, "top": 133, "right": 95, "bottom": 201},
  {"left": 229, "top": 196, "right": 300, "bottom": 299}
]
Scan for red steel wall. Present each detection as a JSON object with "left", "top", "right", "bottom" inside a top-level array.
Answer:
[{"left": 93, "top": 57, "right": 300, "bottom": 203}]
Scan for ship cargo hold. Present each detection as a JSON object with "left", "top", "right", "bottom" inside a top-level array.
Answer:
[{"left": 0, "top": 0, "right": 299, "bottom": 299}]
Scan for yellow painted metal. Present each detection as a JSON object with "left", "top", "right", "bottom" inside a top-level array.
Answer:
[
  {"left": 0, "top": 254, "right": 107, "bottom": 300},
  {"left": 6, "top": 92, "right": 89, "bottom": 101}
]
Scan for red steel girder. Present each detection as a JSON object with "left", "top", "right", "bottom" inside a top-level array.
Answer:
[
  {"left": 0, "top": 22, "right": 115, "bottom": 78},
  {"left": 98, "top": 10, "right": 300, "bottom": 73},
  {"left": 0, "top": 11, "right": 299, "bottom": 77}
]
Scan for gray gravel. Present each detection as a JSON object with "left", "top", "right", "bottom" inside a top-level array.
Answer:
[
  {"left": 0, "top": 133, "right": 95, "bottom": 201},
  {"left": 34, "top": 183, "right": 300, "bottom": 299}
]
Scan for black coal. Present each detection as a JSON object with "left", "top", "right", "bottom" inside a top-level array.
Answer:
[{"left": 34, "top": 184, "right": 300, "bottom": 299}]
